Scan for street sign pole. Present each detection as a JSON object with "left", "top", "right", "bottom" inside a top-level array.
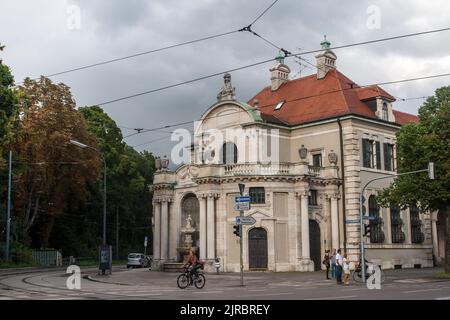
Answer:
[{"left": 238, "top": 183, "right": 245, "bottom": 287}]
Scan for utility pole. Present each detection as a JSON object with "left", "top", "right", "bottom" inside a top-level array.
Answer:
[
  {"left": 5, "top": 150, "right": 12, "bottom": 261},
  {"left": 116, "top": 207, "right": 119, "bottom": 260}
]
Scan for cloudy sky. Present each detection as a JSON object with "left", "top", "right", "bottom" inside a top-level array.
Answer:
[{"left": 1, "top": 0, "right": 450, "bottom": 158}]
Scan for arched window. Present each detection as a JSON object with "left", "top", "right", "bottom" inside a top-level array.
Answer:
[
  {"left": 390, "top": 204, "right": 405, "bottom": 243},
  {"left": 382, "top": 103, "right": 389, "bottom": 121},
  {"left": 369, "top": 195, "right": 384, "bottom": 243},
  {"left": 410, "top": 204, "right": 424, "bottom": 243},
  {"left": 222, "top": 142, "right": 238, "bottom": 164}
]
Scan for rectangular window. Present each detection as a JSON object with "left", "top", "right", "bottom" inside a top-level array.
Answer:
[
  {"left": 249, "top": 187, "right": 265, "bottom": 204},
  {"left": 384, "top": 143, "right": 395, "bottom": 171},
  {"left": 312, "top": 154, "right": 322, "bottom": 168},
  {"left": 362, "top": 139, "right": 382, "bottom": 169},
  {"left": 362, "top": 139, "right": 373, "bottom": 168},
  {"left": 308, "top": 190, "right": 318, "bottom": 206}
]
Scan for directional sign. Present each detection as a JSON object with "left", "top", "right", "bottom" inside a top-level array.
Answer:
[
  {"left": 235, "top": 196, "right": 250, "bottom": 203},
  {"left": 363, "top": 216, "right": 377, "bottom": 221},
  {"left": 235, "top": 196, "right": 250, "bottom": 211},
  {"left": 235, "top": 203, "right": 250, "bottom": 211},
  {"left": 345, "top": 219, "right": 361, "bottom": 224},
  {"left": 236, "top": 216, "right": 256, "bottom": 225}
]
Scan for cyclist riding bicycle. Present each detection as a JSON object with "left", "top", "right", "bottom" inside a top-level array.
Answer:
[{"left": 184, "top": 248, "right": 203, "bottom": 276}]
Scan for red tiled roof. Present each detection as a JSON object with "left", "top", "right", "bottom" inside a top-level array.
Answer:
[
  {"left": 393, "top": 110, "right": 419, "bottom": 125},
  {"left": 247, "top": 69, "right": 417, "bottom": 126}
]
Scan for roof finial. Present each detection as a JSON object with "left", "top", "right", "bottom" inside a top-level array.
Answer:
[
  {"left": 320, "top": 35, "right": 331, "bottom": 49},
  {"left": 275, "top": 50, "right": 284, "bottom": 64}
]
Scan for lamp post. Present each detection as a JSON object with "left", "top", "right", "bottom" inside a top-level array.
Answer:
[
  {"left": 359, "top": 162, "right": 435, "bottom": 283},
  {"left": 70, "top": 140, "right": 107, "bottom": 246}
]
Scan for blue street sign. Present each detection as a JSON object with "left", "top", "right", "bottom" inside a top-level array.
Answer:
[
  {"left": 345, "top": 219, "right": 361, "bottom": 224},
  {"left": 235, "top": 196, "right": 250, "bottom": 203}
]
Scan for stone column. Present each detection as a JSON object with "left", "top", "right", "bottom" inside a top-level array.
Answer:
[
  {"left": 199, "top": 194, "right": 207, "bottom": 260},
  {"left": 160, "top": 199, "right": 169, "bottom": 260},
  {"left": 431, "top": 211, "right": 439, "bottom": 264},
  {"left": 153, "top": 200, "right": 161, "bottom": 261},
  {"left": 207, "top": 194, "right": 216, "bottom": 260},
  {"left": 300, "top": 192, "right": 310, "bottom": 260},
  {"left": 331, "top": 195, "right": 340, "bottom": 250}
]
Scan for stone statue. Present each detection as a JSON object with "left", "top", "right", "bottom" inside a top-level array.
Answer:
[
  {"left": 217, "top": 73, "right": 236, "bottom": 101},
  {"left": 185, "top": 214, "right": 193, "bottom": 229}
]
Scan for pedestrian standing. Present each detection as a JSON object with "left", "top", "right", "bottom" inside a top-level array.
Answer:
[
  {"left": 322, "top": 250, "right": 331, "bottom": 279},
  {"left": 335, "top": 249, "right": 343, "bottom": 285},
  {"left": 343, "top": 253, "right": 350, "bottom": 285},
  {"left": 330, "top": 249, "right": 336, "bottom": 279}
]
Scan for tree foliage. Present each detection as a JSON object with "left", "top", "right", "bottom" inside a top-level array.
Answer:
[
  {"left": 13, "top": 77, "right": 101, "bottom": 247},
  {"left": 378, "top": 86, "right": 450, "bottom": 272}
]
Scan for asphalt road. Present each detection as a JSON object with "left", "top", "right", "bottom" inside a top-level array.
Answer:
[{"left": 0, "top": 266, "right": 449, "bottom": 300}]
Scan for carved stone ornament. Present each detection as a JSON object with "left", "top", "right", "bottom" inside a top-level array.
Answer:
[
  {"left": 328, "top": 149, "right": 338, "bottom": 165},
  {"left": 299, "top": 145, "right": 308, "bottom": 159}
]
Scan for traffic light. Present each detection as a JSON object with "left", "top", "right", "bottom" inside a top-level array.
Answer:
[
  {"left": 233, "top": 224, "right": 241, "bottom": 237},
  {"left": 364, "top": 224, "right": 371, "bottom": 237}
]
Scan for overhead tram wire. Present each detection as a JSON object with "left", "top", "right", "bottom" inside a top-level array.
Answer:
[
  {"left": 15, "top": 1, "right": 281, "bottom": 85},
  {"left": 94, "top": 27, "right": 450, "bottom": 107},
  {"left": 15, "top": 30, "right": 240, "bottom": 85}
]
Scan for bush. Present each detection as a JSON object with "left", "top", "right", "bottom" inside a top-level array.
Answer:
[{"left": 11, "top": 242, "right": 34, "bottom": 265}]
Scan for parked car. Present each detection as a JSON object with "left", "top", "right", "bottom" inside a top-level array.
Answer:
[{"left": 127, "top": 253, "right": 146, "bottom": 268}]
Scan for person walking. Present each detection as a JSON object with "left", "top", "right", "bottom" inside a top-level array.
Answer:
[
  {"left": 323, "top": 250, "right": 331, "bottom": 279},
  {"left": 330, "top": 249, "right": 337, "bottom": 279},
  {"left": 343, "top": 253, "right": 350, "bottom": 285},
  {"left": 335, "top": 249, "right": 343, "bottom": 285}
]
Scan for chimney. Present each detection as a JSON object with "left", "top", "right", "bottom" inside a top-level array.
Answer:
[
  {"left": 270, "top": 52, "right": 290, "bottom": 91},
  {"left": 315, "top": 35, "right": 337, "bottom": 79}
]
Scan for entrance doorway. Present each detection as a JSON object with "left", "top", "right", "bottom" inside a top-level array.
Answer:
[
  {"left": 248, "top": 228, "right": 268, "bottom": 269},
  {"left": 309, "top": 220, "right": 321, "bottom": 271}
]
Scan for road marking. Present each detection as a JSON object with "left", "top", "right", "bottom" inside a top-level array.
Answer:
[
  {"left": 247, "top": 289, "right": 266, "bottom": 292},
  {"left": 435, "top": 296, "right": 450, "bottom": 300},
  {"left": 305, "top": 295, "right": 357, "bottom": 300},
  {"left": 404, "top": 288, "right": 442, "bottom": 293}
]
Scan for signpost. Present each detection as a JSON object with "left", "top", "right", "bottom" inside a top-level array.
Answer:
[
  {"left": 235, "top": 196, "right": 251, "bottom": 211},
  {"left": 236, "top": 216, "right": 256, "bottom": 225},
  {"left": 237, "top": 183, "right": 246, "bottom": 286}
]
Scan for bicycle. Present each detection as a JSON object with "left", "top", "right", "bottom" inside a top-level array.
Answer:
[
  {"left": 177, "top": 266, "right": 206, "bottom": 289},
  {"left": 352, "top": 261, "right": 386, "bottom": 283}
]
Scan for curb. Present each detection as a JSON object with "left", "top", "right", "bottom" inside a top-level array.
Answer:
[{"left": 85, "top": 274, "right": 131, "bottom": 286}]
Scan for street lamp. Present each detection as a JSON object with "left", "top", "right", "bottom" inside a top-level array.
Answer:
[
  {"left": 359, "top": 162, "right": 435, "bottom": 283},
  {"left": 70, "top": 140, "right": 107, "bottom": 246}
]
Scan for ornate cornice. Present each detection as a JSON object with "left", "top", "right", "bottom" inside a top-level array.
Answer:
[{"left": 149, "top": 182, "right": 175, "bottom": 192}]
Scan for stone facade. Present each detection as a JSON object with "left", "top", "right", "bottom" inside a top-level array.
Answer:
[{"left": 150, "top": 47, "right": 438, "bottom": 272}]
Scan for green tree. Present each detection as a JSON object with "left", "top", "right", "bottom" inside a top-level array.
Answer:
[
  {"left": 60, "top": 106, "right": 156, "bottom": 258},
  {"left": 378, "top": 86, "right": 450, "bottom": 272}
]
